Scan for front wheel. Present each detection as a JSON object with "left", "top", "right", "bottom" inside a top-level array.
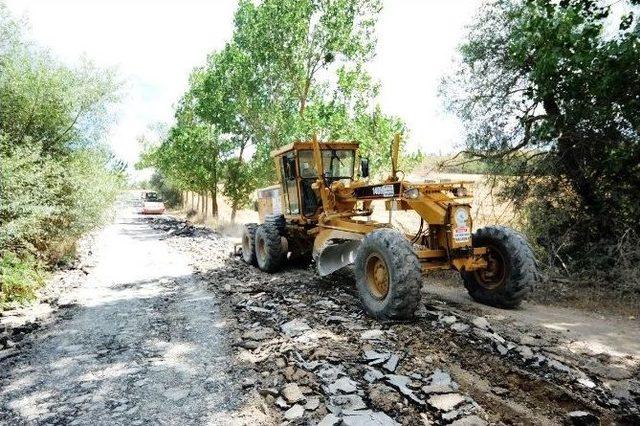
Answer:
[
  {"left": 354, "top": 229, "right": 422, "bottom": 319},
  {"left": 462, "top": 226, "right": 538, "bottom": 308}
]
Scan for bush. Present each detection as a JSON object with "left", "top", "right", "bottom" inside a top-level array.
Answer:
[
  {"left": 0, "top": 6, "right": 124, "bottom": 307},
  {"left": 0, "top": 251, "right": 46, "bottom": 308}
]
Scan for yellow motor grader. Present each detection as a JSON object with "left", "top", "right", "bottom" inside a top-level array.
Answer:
[{"left": 241, "top": 136, "right": 538, "bottom": 319}]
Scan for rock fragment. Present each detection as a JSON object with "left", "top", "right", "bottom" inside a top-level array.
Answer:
[
  {"left": 281, "top": 318, "right": 311, "bottom": 337},
  {"left": 450, "top": 415, "right": 488, "bottom": 425},
  {"left": 342, "top": 410, "right": 400, "bottom": 426},
  {"left": 275, "top": 396, "right": 290, "bottom": 409},
  {"left": 329, "top": 394, "right": 367, "bottom": 412},
  {"left": 283, "top": 404, "right": 304, "bottom": 420},
  {"left": 421, "top": 369, "right": 457, "bottom": 394},
  {"left": 564, "top": 411, "right": 599, "bottom": 426},
  {"left": 576, "top": 378, "right": 596, "bottom": 389},
  {"left": 427, "top": 393, "right": 466, "bottom": 411},
  {"left": 361, "top": 329, "right": 385, "bottom": 340},
  {"left": 328, "top": 377, "right": 358, "bottom": 394},
  {"left": 318, "top": 413, "right": 341, "bottom": 426},
  {"left": 451, "top": 322, "right": 470, "bottom": 332},
  {"left": 471, "top": 316, "right": 491, "bottom": 330},
  {"left": 363, "top": 350, "right": 391, "bottom": 365},
  {"left": 440, "top": 315, "right": 458, "bottom": 325},
  {"left": 364, "top": 368, "right": 385, "bottom": 383},
  {"left": 282, "top": 383, "right": 305, "bottom": 404},
  {"left": 242, "top": 327, "right": 275, "bottom": 340},
  {"left": 385, "top": 374, "right": 425, "bottom": 405},
  {"left": 382, "top": 354, "right": 400, "bottom": 373},
  {"left": 304, "top": 396, "right": 320, "bottom": 410}
]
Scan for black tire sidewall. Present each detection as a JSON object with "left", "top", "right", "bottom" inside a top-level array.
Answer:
[
  {"left": 462, "top": 226, "right": 536, "bottom": 308},
  {"left": 255, "top": 224, "right": 283, "bottom": 273},
  {"left": 354, "top": 229, "right": 422, "bottom": 319},
  {"left": 241, "top": 223, "right": 258, "bottom": 265}
]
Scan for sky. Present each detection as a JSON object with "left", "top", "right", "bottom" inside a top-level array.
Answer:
[{"left": 6, "top": 0, "right": 481, "bottom": 177}]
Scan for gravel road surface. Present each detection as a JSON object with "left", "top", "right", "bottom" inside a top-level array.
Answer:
[{"left": 1, "top": 210, "right": 638, "bottom": 425}]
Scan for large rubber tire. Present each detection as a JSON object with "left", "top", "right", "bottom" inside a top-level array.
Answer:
[
  {"left": 241, "top": 223, "right": 258, "bottom": 265},
  {"left": 462, "top": 226, "right": 538, "bottom": 308},
  {"left": 255, "top": 223, "right": 284, "bottom": 273},
  {"left": 265, "top": 214, "right": 286, "bottom": 235},
  {"left": 354, "top": 229, "right": 422, "bottom": 319}
]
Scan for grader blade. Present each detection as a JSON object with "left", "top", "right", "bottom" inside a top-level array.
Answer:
[{"left": 316, "top": 240, "right": 361, "bottom": 276}]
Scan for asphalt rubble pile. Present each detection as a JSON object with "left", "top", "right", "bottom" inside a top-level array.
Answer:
[{"left": 156, "top": 217, "right": 638, "bottom": 425}]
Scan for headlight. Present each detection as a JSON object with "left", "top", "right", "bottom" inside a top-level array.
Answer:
[
  {"left": 403, "top": 188, "right": 420, "bottom": 199},
  {"left": 453, "top": 187, "right": 468, "bottom": 197}
]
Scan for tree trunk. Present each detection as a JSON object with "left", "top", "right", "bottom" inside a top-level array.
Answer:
[
  {"left": 204, "top": 191, "right": 208, "bottom": 219},
  {"left": 299, "top": 78, "right": 311, "bottom": 116},
  {"left": 230, "top": 141, "right": 247, "bottom": 223},
  {"left": 211, "top": 189, "right": 218, "bottom": 218}
]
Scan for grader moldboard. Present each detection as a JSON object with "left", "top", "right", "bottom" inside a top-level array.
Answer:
[{"left": 240, "top": 135, "right": 539, "bottom": 319}]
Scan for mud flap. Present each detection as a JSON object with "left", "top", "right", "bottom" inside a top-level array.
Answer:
[{"left": 316, "top": 240, "right": 361, "bottom": 276}]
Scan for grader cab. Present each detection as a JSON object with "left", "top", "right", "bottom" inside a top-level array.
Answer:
[{"left": 241, "top": 136, "right": 538, "bottom": 319}]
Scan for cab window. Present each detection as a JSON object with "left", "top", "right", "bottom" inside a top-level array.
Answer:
[
  {"left": 322, "top": 149, "right": 354, "bottom": 179},
  {"left": 298, "top": 150, "right": 318, "bottom": 178},
  {"left": 297, "top": 149, "right": 354, "bottom": 179}
]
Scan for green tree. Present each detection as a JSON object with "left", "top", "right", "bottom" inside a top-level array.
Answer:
[
  {"left": 443, "top": 0, "right": 640, "bottom": 272},
  {"left": 0, "top": 4, "right": 124, "bottom": 306}
]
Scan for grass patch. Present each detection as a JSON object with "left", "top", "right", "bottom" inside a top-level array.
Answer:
[{"left": 0, "top": 251, "right": 47, "bottom": 309}]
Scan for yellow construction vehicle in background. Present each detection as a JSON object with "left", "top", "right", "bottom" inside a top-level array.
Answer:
[{"left": 241, "top": 135, "right": 539, "bottom": 319}]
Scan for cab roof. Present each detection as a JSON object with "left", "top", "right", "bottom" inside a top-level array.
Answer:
[{"left": 271, "top": 140, "right": 359, "bottom": 157}]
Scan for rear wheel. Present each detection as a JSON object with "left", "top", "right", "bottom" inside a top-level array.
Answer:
[
  {"left": 265, "top": 214, "right": 286, "bottom": 235},
  {"left": 461, "top": 226, "right": 538, "bottom": 308},
  {"left": 354, "top": 229, "right": 422, "bottom": 319},
  {"left": 255, "top": 223, "right": 284, "bottom": 273},
  {"left": 241, "top": 223, "right": 258, "bottom": 265}
]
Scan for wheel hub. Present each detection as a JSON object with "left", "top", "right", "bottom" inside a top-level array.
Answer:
[
  {"left": 365, "top": 254, "right": 389, "bottom": 299},
  {"left": 257, "top": 237, "right": 266, "bottom": 260},
  {"left": 242, "top": 234, "right": 250, "bottom": 253},
  {"left": 476, "top": 245, "right": 506, "bottom": 290}
]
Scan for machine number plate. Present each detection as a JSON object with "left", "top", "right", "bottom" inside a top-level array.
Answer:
[
  {"left": 453, "top": 226, "right": 471, "bottom": 242},
  {"left": 372, "top": 184, "right": 395, "bottom": 198}
]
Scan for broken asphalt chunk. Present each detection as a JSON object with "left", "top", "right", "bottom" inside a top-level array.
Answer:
[
  {"left": 363, "top": 350, "right": 391, "bottom": 366},
  {"left": 342, "top": 410, "right": 400, "bottom": 426},
  {"left": 427, "top": 393, "right": 466, "bottom": 411},
  {"left": 283, "top": 404, "right": 304, "bottom": 420},
  {"left": 382, "top": 354, "right": 400, "bottom": 373},
  {"left": 281, "top": 318, "right": 311, "bottom": 337},
  {"left": 384, "top": 374, "right": 425, "bottom": 405},
  {"left": 328, "top": 376, "right": 358, "bottom": 394},
  {"left": 421, "top": 369, "right": 458, "bottom": 394},
  {"left": 282, "top": 383, "right": 305, "bottom": 404},
  {"left": 564, "top": 411, "right": 599, "bottom": 426}
]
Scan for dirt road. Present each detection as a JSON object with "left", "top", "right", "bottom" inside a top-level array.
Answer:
[
  {"left": 1, "top": 212, "right": 639, "bottom": 425},
  {"left": 0, "top": 210, "right": 266, "bottom": 425}
]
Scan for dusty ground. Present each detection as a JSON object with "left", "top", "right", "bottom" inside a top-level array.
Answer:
[
  {"left": 1, "top": 210, "right": 639, "bottom": 425},
  {"left": 0, "top": 209, "right": 267, "bottom": 425}
]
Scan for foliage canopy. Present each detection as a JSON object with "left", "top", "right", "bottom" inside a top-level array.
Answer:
[{"left": 444, "top": 0, "right": 640, "bottom": 273}]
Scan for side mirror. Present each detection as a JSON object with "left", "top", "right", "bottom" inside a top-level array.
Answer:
[{"left": 360, "top": 158, "right": 370, "bottom": 178}]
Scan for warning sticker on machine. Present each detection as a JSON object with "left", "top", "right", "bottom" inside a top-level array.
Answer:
[
  {"left": 372, "top": 184, "right": 395, "bottom": 198},
  {"left": 453, "top": 226, "right": 471, "bottom": 242}
]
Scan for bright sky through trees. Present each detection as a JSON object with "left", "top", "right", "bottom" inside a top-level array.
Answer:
[{"left": 6, "top": 0, "right": 480, "bottom": 175}]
